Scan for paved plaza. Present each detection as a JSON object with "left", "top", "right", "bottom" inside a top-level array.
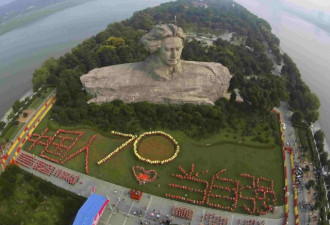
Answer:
[{"left": 18, "top": 150, "right": 284, "bottom": 225}]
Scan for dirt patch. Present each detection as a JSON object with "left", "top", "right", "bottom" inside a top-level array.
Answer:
[
  {"left": 309, "top": 210, "right": 319, "bottom": 225},
  {"left": 306, "top": 189, "right": 316, "bottom": 204},
  {"left": 138, "top": 135, "right": 175, "bottom": 161},
  {"left": 18, "top": 109, "right": 35, "bottom": 123}
]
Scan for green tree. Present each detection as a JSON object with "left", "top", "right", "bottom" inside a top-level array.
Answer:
[
  {"left": 97, "top": 45, "right": 120, "bottom": 66},
  {"left": 12, "top": 100, "right": 22, "bottom": 112},
  {"left": 104, "top": 36, "right": 126, "bottom": 47},
  {"left": 32, "top": 67, "right": 50, "bottom": 91},
  {"left": 306, "top": 180, "right": 315, "bottom": 190},
  {"left": 291, "top": 112, "right": 302, "bottom": 123},
  {"left": 0, "top": 121, "right": 5, "bottom": 132},
  {"left": 320, "top": 152, "right": 328, "bottom": 167},
  {"left": 131, "top": 11, "right": 154, "bottom": 30},
  {"left": 230, "top": 91, "right": 237, "bottom": 103},
  {"left": 43, "top": 57, "right": 58, "bottom": 74},
  {"left": 305, "top": 110, "right": 319, "bottom": 124},
  {"left": 314, "top": 130, "right": 325, "bottom": 152}
]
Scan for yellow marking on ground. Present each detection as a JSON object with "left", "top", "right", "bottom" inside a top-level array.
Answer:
[
  {"left": 7, "top": 95, "right": 55, "bottom": 156},
  {"left": 27, "top": 95, "right": 55, "bottom": 128},
  {"left": 3, "top": 95, "right": 56, "bottom": 171}
]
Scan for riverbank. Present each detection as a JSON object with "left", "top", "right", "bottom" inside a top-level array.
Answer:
[
  {"left": 1, "top": 89, "right": 33, "bottom": 123},
  {"left": 312, "top": 121, "right": 330, "bottom": 156},
  {"left": 0, "top": 0, "right": 92, "bottom": 36},
  {"left": 0, "top": 0, "right": 172, "bottom": 122},
  {"left": 235, "top": 0, "right": 330, "bottom": 173}
]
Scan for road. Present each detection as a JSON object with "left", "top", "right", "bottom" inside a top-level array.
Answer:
[
  {"left": 279, "top": 102, "right": 308, "bottom": 225},
  {"left": 0, "top": 89, "right": 56, "bottom": 174}
]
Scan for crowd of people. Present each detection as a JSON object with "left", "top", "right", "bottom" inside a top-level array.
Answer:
[
  {"left": 171, "top": 206, "right": 193, "bottom": 220},
  {"left": 201, "top": 213, "right": 229, "bottom": 225},
  {"left": 16, "top": 152, "right": 79, "bottom": 185},
  {"left": 236, "top": 218, "right": 265, "bottom": 225}
]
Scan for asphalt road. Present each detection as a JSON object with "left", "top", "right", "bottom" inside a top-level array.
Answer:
[
  {"left": 279, "top": 102, "right": 308, "bottom": 225},
  {"left": 0, "top": 89, "right": 56, "bottom": 174}
]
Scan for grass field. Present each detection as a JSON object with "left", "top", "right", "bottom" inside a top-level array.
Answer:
[
  {"left": 0, "top": 123, "right": 24, "bottom": 144},
  {"left": 28, "top": 88, "right": 54, "bottom": 110},
  {"left": 0, "top": 166, "right": 85, "bottom": 225},
  {"left": 22, "top": 113, "right": 285, "bottom": 214}
]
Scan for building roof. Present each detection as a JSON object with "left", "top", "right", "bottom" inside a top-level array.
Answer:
[{"left": 73, "top": 194, "right": 108, "bottom": 225}]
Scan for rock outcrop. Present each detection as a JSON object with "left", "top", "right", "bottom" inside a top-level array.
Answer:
[
  {"left": 80, "top": 24, "right": 232, "bottom": 105},
  {"left": 80, "top": 59, "right": 231, "bottom": 105}
]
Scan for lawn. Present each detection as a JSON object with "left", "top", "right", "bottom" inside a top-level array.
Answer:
[
  {"left": 28, "top": 88, "right": 53, "bottom": 110},
  {"left": 0, "top": 165, "right": 85, "bottom": 225},
  {"left": 0, "top": 123, "right": 24, "bottom": 144},
  {"left": 22, "top": 113, "right": 285, "bottom": 215}
]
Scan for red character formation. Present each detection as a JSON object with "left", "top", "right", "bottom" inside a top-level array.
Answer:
[
  {"left": 166, "top": 164, "right": 276, "bottom": 215},
  {"left": 28, "top": 128, "right": 95, "bottom": 173},
  {"left": 26, "top": 129, "right": 277, "bottom": 216}
]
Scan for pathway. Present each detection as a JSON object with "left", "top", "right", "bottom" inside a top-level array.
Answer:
[
  {"left": 0, "top": 89, "right": 56, "bottom": 174},
  {"left": 17, "top": 150, "right": 284, "bottom": 225},
  {"left": 280, "top": 102, "right": 307, "bottom": 225}
]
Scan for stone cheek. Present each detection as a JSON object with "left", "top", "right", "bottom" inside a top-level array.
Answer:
[{"left": 80, "top": 61, "right": 231, "bottom": 105}]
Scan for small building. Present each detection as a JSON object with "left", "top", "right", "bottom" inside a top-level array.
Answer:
[{"left": 73, "top": 194, "right": 109, "bottom": 225}]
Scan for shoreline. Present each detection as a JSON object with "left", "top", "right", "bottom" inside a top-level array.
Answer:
[
  {"left": 1, "top": 89, "right": 34, "bottom": 123},
  {"left": 311, "top": 121, "right": 330, "bottom": 156},
  {"left": 0, "top": 0, "right": 92, "bottom": 36}
]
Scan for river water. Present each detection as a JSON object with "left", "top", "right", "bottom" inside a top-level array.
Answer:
[
  {"left": 0, "top": 0, "right": 172, "bottom": 119},
  {"left": 1, "top": 0, "right": 329, "bottom": 142},
  {"left": 234, "top": 0, "right": 330, "bottom": 143}
]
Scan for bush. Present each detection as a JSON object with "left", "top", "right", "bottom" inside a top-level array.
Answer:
[
  {"left": 0, "top": 121, "right": 6, "bottom": 131},
  {"left": 306, "top": 180, "right": 315, "bottom": 190}
]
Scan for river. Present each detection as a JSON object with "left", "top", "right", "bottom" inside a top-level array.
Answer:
[
  {"left": 1, "top": 0, "right": 329, "bottom": 142},
  {"left": 0, "top": 0, "right": 172, "bottom": 120},
  {"left": 234, "top": 0, "right": 330, "bottom": 146}
]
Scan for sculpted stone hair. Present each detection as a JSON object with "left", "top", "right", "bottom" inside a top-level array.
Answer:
[{"left": 141, "top": 24, "right": 186, "bottom": 53}]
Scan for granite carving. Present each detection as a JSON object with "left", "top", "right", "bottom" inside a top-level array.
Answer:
[{"left": 80, "top": 24, "right": 232, "bottom": 105}]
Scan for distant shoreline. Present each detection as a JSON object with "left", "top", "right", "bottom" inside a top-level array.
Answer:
[
  {"left": 282, "top": 7, "right": 330, "bottom": 35},
  {"left": 0, "top": 0, "right": 91, "bottom": 36},
  {"left": 0, "top": 0, "right": 92, "bottom": 120}
]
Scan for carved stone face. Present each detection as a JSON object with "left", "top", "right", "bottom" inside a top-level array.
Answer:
[{"left": 159, "top": 37, "right": 183, "bottom": 66}]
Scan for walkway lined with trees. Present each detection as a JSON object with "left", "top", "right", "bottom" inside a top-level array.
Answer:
[{"left": 0, "top": 90, "right": 56, "bottom": 174}]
